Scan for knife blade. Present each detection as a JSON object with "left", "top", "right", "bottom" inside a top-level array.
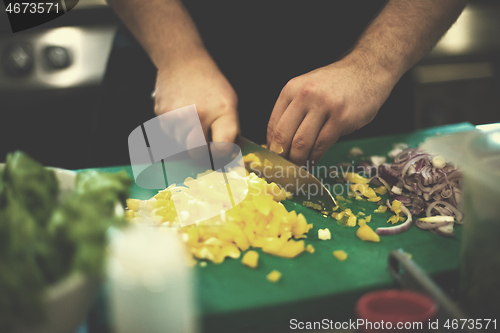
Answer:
[{"left": 235, "top": 135, "right": 337, "bottom": 213}]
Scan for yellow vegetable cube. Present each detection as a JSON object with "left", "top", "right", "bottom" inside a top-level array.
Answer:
[
  {"left": 267, "top": 270, "right": 282, "bottom": 282},
  {"left": 243, "top": 153, "right": 257, "bottom": 163},
  {"left": 278, "top": 240, "right": 305, "bottom": 258},
  {"left": 126, "top": 198, "right": 141, "bottom": 211},
  {"left": 242, "top": 250, "right": 259, "bottom": 268},
  {"left": 387, "top": 215, "right": 399, "bottom": 224},
  {"left": 318, "top": 228, "right": 331, "bottom": 240},
  {"left": 345, "top": 172, "right": 370, "bottom": 184},
  {"left": 391, "top": 200, "right": 402, "bottom": 212},
  {"left": 374, "top": 186, "right": 388, "bottom": 195},
  {"left": 346, "top": 215, "right": 357, "bottom": 227},
  {"left": 374, "top": 205, "right": 387, "bottom": 213},
  {"left": 333, "top": 250, "right": 348, "bottom": 261},
  {"left": 305, "top": 244, "right": 315, "bottom": 253},
  {"left": 356, "top": 225, "right": 380, "bottom": 242}
]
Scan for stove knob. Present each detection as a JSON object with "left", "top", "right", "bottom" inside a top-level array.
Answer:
[
  {"left": 44, "top": 46, "right": 71, "bottom": 69},
  {"left": 2, "top": 43, "right": 33, "bottom": 76}
]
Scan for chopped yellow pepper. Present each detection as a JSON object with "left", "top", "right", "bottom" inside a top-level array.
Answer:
[
  {"left": 346, "top": 215, "right": 357, "bottom": 227},
  {"left": 318, "top": 228, "right": 331, "bottom": 240},
  {"left": 374, "top": 205, "right": 387, "bottom": 213},
  {"left": 305, "top": 244, "right": 315, "bottom": 253},
  {"left": 387, "top": 215, "right": 399, "bottom": 224},
  {"left": 242, "top": 250, "right": 259, "bottom": 268},
  {"left": 345, "top": 172, "right": 371, "bottom": 184},
  {"left": 374, "top": 186, "right": 388, "bottom": 195},
  {"left": 333, "top": 250, "right": 348, "bottom": 261},
  {"left": 356, "top": 224, "right": 380, "bottom": 242},
  {"left": 126, "top": 167, "right": 312, "bottom": 265},
  {"left": 267, "top": 270, "right": 282, "bottom": 282}
]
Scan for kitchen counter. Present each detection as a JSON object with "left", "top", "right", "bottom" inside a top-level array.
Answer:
[{"left": 87, "top": 122, "right": 475, "bottom": 333}]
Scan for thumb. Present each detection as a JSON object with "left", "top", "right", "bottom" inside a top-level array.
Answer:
[
  {"left": 210, "top": 113, "right": 239, "bottom": 158},
  {"left": 211, "top": 114, "right": 239, "bottom": 143}
]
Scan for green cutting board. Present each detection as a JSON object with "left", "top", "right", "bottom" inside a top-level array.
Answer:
[{"left": 97, "top": 122, "right": 474, "bottom": 333}]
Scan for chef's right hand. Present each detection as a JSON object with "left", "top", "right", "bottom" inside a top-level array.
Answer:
[{"left": 153, "top": 56, "right": 240, "bottom": 149}]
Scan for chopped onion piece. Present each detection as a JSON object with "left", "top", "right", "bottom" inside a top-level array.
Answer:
[
  {"left": 376, "top": 205, "right": 412, "bottom": 236},
  {"left": 417, "top": 216, "right": 454, "bottom": 223},
  {"left": 432, "top": 156, "right": 446, "bottom": 169}
]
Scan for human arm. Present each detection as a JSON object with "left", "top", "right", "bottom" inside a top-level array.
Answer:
[
  {"left": 267, "top": 0, "right": 468, "bottom": 166},
  {"left": 106, "top": 0, "right": 239, "bottom": 144}
]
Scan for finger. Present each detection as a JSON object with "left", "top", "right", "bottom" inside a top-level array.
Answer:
[
  {"left": 268, "top": 99, "right": 307, "bottom": 158},
  {"left": 211, "top": 113, "right": 239, "bottom": 143},
  {"left": 186, "top": 127, "right": 209, "bottom": 159},
  {"left": 267, "top": 85, "right": 294, "bottom": 149},
  {"left": 209, "top": 113, "right": 238, "bottom": 157},
  {"left": 307, "top": 119, "right": 342, "bottom": 165},
  {"left": 288, "top": 111, "right": 327, "bottom": 167}
]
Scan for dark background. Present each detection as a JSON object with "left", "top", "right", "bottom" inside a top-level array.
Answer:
[{"left": 0, "top": 0, "right": 498, "bottom": 170}]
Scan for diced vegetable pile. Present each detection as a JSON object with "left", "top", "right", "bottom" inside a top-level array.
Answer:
[{"left": 126, "top": 169, "right": 312, "bottom": 266}]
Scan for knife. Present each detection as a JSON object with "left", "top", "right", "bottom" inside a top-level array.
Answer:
[{"left": 235, "top": 135, "right": 337, "bottom": 213}]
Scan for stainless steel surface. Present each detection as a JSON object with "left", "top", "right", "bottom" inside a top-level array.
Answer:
[
  {"left": 427, "top": 1, "right": 500, "bottom": 60},
  {"left": 412, "top": 1, "right": 500, "bottom": 129},
  {"left": 389, "top": 250, "right": 480, "bottom": 333},
  {"left": 0, "top": 25, "right": 117, "bottom": 91},
  {"left": 235, "top": 135, "right": 337, "bottom": 212}
]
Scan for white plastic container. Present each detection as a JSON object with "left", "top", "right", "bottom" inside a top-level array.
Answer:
[
  {"left": 107, "top": 226, "right": 199, "bottom": 333},
  {"left": 421, "top": 126, "right": 500, "bottom": 319}
]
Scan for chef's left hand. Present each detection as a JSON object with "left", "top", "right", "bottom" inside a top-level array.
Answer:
[{"left": 266, "top": 56, "right": 398, "bottom": 167}]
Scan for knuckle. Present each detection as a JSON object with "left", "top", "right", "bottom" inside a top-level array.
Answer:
[
  {"left": 271, "top": 127, "right": 287, "bottom": 145},
  {"left": 298, "top": 84, "right": 315, "bottom": 99},
  {"left": 292, "top": 136, "right": 310, "bottom": 151},
  {"left": 312, "top": 139, "right": 328, "bottom": 154}
]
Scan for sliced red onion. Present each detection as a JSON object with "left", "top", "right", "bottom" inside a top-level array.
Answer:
[
  {"left": 426, "top": 200, "right": 463, "bottom": 222},
  {"left": 454, "top": 188, "right": 462, "bottom": 205},
  {"left": 401, "top": 155, "right": 428, "bottom": 178},
  {"left": 376, "top": 205, "right": 412, "bottom": 236},
  {"left": 415, "top": 220, "right": 452, "bottom": 230},
  {"left": 432, "top": 223, "right": 454, "bottom": 237},
  {"left": 441, "top": 188, "right": 453, "bottom": 199},
  {"left": 414, "top": 159, "right": 424, "bottom": 172},
  {"left": 351, "top": 147, "right": 464, "bottom": 237},
  {"left": 382, "top": 163, "right": 400, "bottom": 178},
  {"left": 417, "top": 177, "right": 431, "bottom": 192},
  {"left": 393, "top": 195, "right": 411, "bottom": 204},
  {"left": 391, "top": 186, "right": 403, "bottom": 195},
  {"left": 373, "top": 176, "right": 391, "bottom": 192},
  {"left": 428, "top": 182, "right": 448, "bottom": 196}
]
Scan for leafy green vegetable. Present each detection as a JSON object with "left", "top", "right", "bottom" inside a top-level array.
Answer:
[{"left": 0, "top": 152, "right": 131, "bottom": 331}]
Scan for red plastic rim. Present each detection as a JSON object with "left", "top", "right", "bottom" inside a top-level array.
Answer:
[{"left": 356, "top": 289, "right": 438, "bottom": 323}]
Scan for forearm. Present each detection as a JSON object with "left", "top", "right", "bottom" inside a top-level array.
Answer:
[
  {"left": 106, "top": 0, "right": 210, "bottom": 69},
  {"left": 348, "top": 0, "right": 468, "bottom": 80}
]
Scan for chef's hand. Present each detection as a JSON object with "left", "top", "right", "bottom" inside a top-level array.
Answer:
[
  {"left": 267, "top": 56, "right": 397, "bottom": 167},
  {"left": 154, "top": 57, "right": 239, "bottom": 148}
]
